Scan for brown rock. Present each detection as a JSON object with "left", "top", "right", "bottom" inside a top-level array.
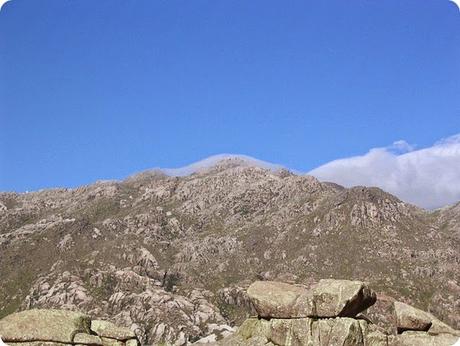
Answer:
[
  {"left": 389, "top": 331, "right": 459, "bottom": 346},
  {"left": 3, "top": 343, "right": 73, "bottom": 346},
  {"left": 394, "top": 301, "right": 460, "bottom": 336},
  {"left": 306, "top": 279, "right": 377, "bottom": 317},
  {"left": 429, "top": 318, "right": 460, "bottom": 337},
  {"left": 100, "top": 338, "right": 124, "bottom": 346},
  {"left": 125, "top": 339, "right": 139, "bottom": 346},
  {"left": 220, "top": 316, "right": 375, "bottom": 346},
  {"left": 0, "top": 309, "right": 91, "bottom": 343},
  {"left": 357, "top": 320, "right": 388, "bottom": 346},
  {"left": 73, "top": 333, "right": 103, "bottom": 345},
  {"left": 247, "top": 279, "right": 376, "bottom": 319},
  {"left": 311, "top": 318, "right": 365, "bottom": 346},
  {"left": 91, "top": 320, "right": 136, "bottom": 341},
  {"left": 246, "top": 281, "right": 308, "bottom": 318},
  {"left": 394, "top": 302, "right": 432, "bottom": 333}
]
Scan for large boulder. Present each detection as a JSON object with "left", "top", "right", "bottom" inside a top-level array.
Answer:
[
  {"left": 90, "top": 320, "right": 136, "bottom": 341},
  {"left": 217, "top": 317, "right": 373, "bottom": 346},
  {"left": 312, "top": 318, "right": 365, "bottom": 346},
  {"left": 247, "top": 279, "right": 376, "bottom": 318},
  {"left": 308, "top": 279, "right": 377, "bottom": 318},
  {"left": 357, "top": 321, "right": 388, "bottom": 346},
  {"left": 0, "top": 309, "right": 91, "bottom": 344},
  {"left": 394, "top": 302, "right": 460, "bottom": 336},
  {"left": 269, "top": 318, "right": 314, "bottom": 346},
  {"left": 220, "top": 317, "right": 314, "bottom": 346},
  {"left": 0, "top": 309, "right": 140, "bottom": 346},
  {"left": 0, "top": 343, "right": 73, "bottom": 346},
  {"left": 246, "top": 281, "right": 308, "bottom": 318},
  {"left": 394, "top": 302, "right": 432, "bottom": 333},
  {"left": 73, "top": 332, "right": 103, "bottom": 345},
  {"left": 389, "top": 331, "right": 459, "bottom": 346}
]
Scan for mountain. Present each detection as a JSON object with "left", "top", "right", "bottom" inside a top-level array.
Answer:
[{"left": 0, "top": 157, "right": 459, "bottom": 345}]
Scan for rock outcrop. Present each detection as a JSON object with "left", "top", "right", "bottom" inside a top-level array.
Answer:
[
  {"left": 0, "top": 309, "right": 139, "bottom": 346},
  {"left": 247, "top": 279, "right": 376, "bottom": 319},
  {"left": 211, "top": 280, "right": 460, "bottom": 346},
  {"left": 394, "top": 302, "right": 460, "bottom": 337}
]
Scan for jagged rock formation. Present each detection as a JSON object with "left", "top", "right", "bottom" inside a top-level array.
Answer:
[
  {"left": 211, "top": 280, "right": 460, "bottom": 346},
  {"left": 1, "top": 158, "right": 459, "bottom": 344},
  {"left": 0, "top": 309, "right": 139, "bottom": 345}
]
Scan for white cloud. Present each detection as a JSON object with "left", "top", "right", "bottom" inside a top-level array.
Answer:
[
  {"left": 389, "top": 140, "right": 415, "bottom": 154},
  {"left": 450, "top": 0, "right": 460, "bottom": 12},
  {"left": 161, "top": 154, "right": 283, "bottom": 176},
  {"left": 309, "top": 134, "right": 460, "bottom": 210},
  {"left": 0, "top": 0, "right": 10, "bottom": 12},
  {"left": 144, "top": 135, "right": 460, "bottom": 210}
]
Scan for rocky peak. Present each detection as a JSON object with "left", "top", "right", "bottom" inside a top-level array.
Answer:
[{"left": 159, "top": 155, "right": 284, "bottom": 177}]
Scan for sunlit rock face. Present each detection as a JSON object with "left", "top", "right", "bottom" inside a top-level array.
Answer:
[{"left": 213, "top": 280, "right": 459, "bottom": 346}]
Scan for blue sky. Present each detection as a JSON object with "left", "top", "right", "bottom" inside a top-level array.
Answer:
[{"left": 1, "top": 0, "right": 459, "bottom": 205}]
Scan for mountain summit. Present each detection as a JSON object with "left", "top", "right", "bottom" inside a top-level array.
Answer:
[{"left": 153, "top": 154, "right": 285, "bottom": 176}]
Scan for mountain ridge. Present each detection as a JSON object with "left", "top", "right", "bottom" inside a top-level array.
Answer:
[
  {"left": 6, "top": 154, "right": 459, "bottom": 211},
  {"left": 0, "top": 160, "right": 459, "bottom": 344}
]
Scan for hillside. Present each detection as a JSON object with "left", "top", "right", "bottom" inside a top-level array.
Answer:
[{"left": 0, "top": 158, "right": 459, "bottom": 345}]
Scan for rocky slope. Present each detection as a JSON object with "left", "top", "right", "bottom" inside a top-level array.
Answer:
[{"left": 0, "top": 158, "right": 459, "bottom": 345}]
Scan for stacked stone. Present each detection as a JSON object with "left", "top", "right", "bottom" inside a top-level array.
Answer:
[
  {"left": 215, "top": 279, "right": 460, "bottom": 346},
  {"left": 0, "top": 309, "right": 139, "bottom": 346}
]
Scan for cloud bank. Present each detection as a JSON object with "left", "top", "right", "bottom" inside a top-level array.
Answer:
[{"left": 309, "top": 134, "right": 460, "bottom": 210}]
